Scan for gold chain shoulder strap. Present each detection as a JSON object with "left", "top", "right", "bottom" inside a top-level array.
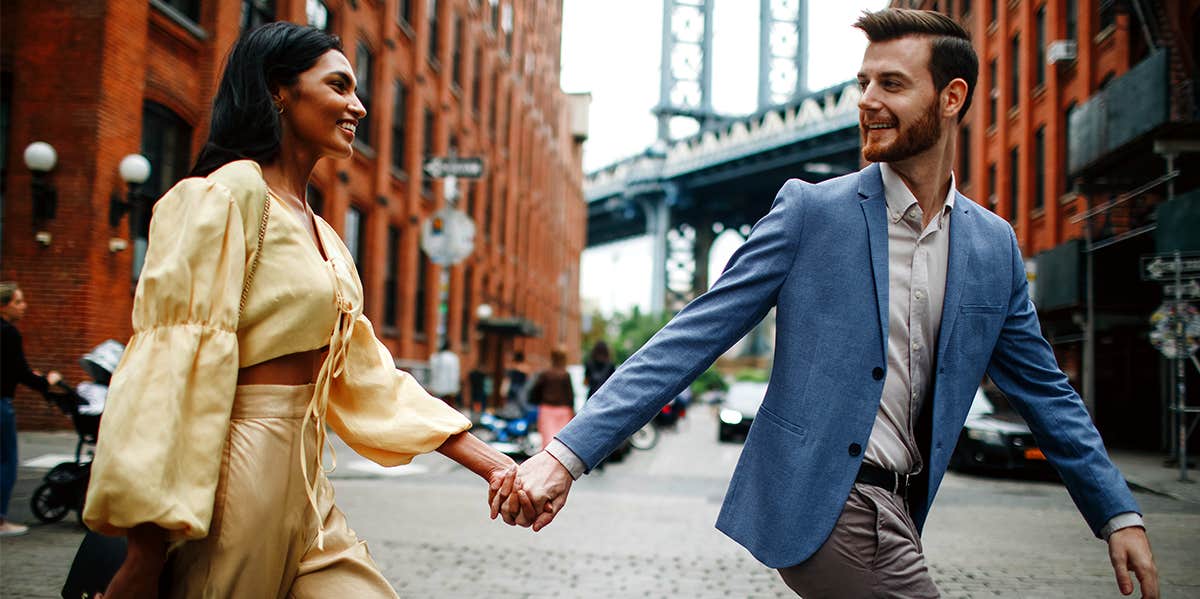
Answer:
[{"left": 238, "top": 189, "right": 271, "bottom": 318}]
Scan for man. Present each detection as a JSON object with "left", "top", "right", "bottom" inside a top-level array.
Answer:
[
  {"left": 429, "top": 342, "right": 462, "bottom": 409},
  {"left": 499, "top": 9, "right": 1159, "bottom": 598}
]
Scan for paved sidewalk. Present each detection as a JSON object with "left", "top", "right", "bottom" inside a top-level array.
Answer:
[{"left": 1109, "top": 449, "right": 1200, "bottom": 504}]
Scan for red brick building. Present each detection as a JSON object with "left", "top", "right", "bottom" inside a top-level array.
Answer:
[
  {"left": 893, "top": 0, "right": 1200, "bottom": 450},
  {"left": 1, "top": 0, "right": 587, "bottom": 428}
]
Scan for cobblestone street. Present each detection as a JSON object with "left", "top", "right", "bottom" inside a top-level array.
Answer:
[{"left": 2, "top": 408, "right": 1198, "bottom": 598}]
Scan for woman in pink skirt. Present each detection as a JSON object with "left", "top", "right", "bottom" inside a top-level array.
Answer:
[{"left": 529, "top": 347, "right": 575, "bottom": 451}]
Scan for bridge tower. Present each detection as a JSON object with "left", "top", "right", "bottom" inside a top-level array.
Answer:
[{"left": 644, "top": 0, "right": 810, "bottom": 313}]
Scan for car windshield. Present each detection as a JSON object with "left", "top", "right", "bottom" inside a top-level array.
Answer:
[{"left": 968, "top": 388, "right": 995, "bottom": 416}]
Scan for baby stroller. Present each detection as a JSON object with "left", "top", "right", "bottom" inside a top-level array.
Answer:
[{"left": 31, "top": 340, "right": 123, "bottom": 525}]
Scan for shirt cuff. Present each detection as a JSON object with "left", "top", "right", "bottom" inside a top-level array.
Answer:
[
  {"left": 1100, "top": 512, "right": 1145, "bottom": 540},
  {"left": 544, "top": 439, "right": 586, "bottom": 480}
]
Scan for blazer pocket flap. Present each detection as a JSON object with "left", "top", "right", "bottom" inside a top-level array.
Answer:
[
  {"left": 960, "top": 303, "right": 1003, "bottom": 314},
  {"left": 757, "top": 405, "right": 807, "bottom": 440}
]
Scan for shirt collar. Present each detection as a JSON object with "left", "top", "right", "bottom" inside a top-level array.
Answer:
[{"left": 879, "top": 163, "right": 957, "bottom": 224}]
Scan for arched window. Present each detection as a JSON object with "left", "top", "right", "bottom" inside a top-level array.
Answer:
[{"left": 134, "top": 101, "right": 193, "bottom": 281}]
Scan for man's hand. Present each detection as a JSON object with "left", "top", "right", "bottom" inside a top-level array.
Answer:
[
  {"left": 505, "top": 451, "right": 573, "bottom": 531},
  {"left": 1108, "top": 527, "right": 1158, "bottom": 598}
]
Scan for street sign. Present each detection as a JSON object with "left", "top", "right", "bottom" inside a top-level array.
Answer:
[
  {"left": 1149, "top": 302, "right": 1200, "bottom": 359},
  {"left": 421, "top": 207, "right": 476, "bottom": 266},
  {"left": 1164, "top": 280, "right": 1200, "bottom": 300},
  {"left": 423, "top": 156, "right": 485, "bottom": 179},
  {"left": 1140, "top": 252, "right": 1200, "bottom": 281}
]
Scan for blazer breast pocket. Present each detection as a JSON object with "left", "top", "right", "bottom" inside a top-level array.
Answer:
[{"left": 955, "top": 304, "right": 1004, "bottom": 359}]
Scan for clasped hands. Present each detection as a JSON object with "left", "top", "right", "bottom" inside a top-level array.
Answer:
[{"left": 488, "top": 451, "right": 573, "bottom": 531}]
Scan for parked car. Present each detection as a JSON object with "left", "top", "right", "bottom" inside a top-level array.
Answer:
[
  {"left": 718, "top": 381, "right": 768, "bottom": 442},
  {"left": 949, "top": 387, "right": 1055, "bottom": 474}
]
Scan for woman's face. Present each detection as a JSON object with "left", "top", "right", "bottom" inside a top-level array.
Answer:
[
  {"left": 276, "top": 50, "right": 367, "bottom": 160},
  {"left": 1, "top": 289, "right": 27, "bottom": 322}
]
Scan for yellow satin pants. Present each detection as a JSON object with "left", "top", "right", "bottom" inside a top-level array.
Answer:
[{"left": 164, "top": 384, "right": 398, "bottom": 598}]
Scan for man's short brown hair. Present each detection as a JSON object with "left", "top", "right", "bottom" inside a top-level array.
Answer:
[
  {"left": 854, "top": 9, "right": 979, "bottom": 122},
  {"left": 0, "top": 282, "right": 18, "bottom": 307}
]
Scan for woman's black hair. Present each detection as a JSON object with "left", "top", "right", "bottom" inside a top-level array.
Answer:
[{"left": 189, "top": 22, "right": 342, "bottom": 177}]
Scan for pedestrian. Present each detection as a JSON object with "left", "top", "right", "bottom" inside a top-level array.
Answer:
[
  {"left": 583, "top": 341, "right": 614, "bottom": 399},
  {"left": 83, "top": 22, "right": 537, "bottom": 598},
  {"left": 505, "top": 351, "right": 531, "bottom": 407},
  {"left": 503, "top": 9, "right": 1159, "bottom": 598},
  {"left": 429, "top": 341, "right": 462, "bottom": 409},
  {"left": 528, "top": 347, "right": 575, "bottom": 451},
  {"left": 0, "top": 281, "right": 63, "bottom": 537}
]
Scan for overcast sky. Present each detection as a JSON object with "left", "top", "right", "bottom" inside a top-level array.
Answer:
[{"left": 560, "top": 0, "right": 889, "bottom": 317}]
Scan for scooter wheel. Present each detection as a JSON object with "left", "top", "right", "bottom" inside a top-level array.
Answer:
[
  {"left": 629, "top": 423, "right": 659, "bottom": 451},
  {"left": 30, "top": 483, "right": 69, "bottom": 523}
]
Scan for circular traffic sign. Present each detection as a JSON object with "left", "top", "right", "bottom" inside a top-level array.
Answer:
[{"left": 421, "top": 208, "right": 476, "bottom": 266}]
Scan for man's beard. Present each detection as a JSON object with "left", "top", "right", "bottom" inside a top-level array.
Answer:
[{"left": 861, "top": 101, "right": 941, "bottom": 163}]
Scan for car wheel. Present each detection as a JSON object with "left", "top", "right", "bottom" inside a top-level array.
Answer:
[{"left": 629, "top": 423, "right": 659, "bottom": 451}]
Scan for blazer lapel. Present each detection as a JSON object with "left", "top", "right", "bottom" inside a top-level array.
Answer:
[
  {"left": 936, "top": 192, "right": 974, "bottom": 361},
  {"left": 858, "top": 163, "right": 889, "bottom": 364}
]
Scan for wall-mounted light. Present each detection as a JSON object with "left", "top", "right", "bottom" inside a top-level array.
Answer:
[
  {"left": 107, "top": 154, "right": 151, "bottom": 251},
  {"left": 475, "top": 303, "right": 494, "bottom": 320},
  {"left": 23, "top": 142, "right": 58, "bottom": 245}
]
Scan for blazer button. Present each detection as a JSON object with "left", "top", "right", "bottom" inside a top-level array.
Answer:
[
  {"left": 848, "top": 443, "right": 862, "bottom": 457},
  {"left": 872, "top": 367, "right": 884, "bottom": 380}
]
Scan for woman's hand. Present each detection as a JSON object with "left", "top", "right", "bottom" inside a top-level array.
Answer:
[
  {"left": 437, "top": 432, "right": 537, "bottom": 525},
  {"left": 99, "top": 524, "right": 167, "bottom": 599}
]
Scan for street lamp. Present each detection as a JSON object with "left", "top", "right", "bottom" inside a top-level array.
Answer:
[
  {"left": 475, "top": 303, "right": 494, "bottom": 321},
  {"left": 108, "top": 154, "right": 151, "bottom": 252},
  {"left": 23, "top": 141, "right": 58, "bottom": 245}
]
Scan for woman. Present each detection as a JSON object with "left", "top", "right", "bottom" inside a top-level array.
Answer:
[
  {"left": 583, "top": 341, "right": 615, "bottom": 399},
  {"left": 0, "top": 282, "right": 62, "bottom": 537},
  {"left": 85, "top": 23, "right": 535, "bottom": 598},
  {"left": 528, "top": 347, "right": 574, "bottom": 451}
]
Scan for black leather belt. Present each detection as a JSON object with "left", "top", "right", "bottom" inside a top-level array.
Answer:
[{"left": 856, "top": 462, "right": 913, "bottom": 498}]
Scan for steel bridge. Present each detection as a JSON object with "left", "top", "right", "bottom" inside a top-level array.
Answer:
[{"left": 585, "top": 0, "right": 864, "bottom": 312}]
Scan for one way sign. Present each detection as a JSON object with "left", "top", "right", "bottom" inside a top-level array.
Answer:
[{"left": 423, "top": 156, "right": 485, "bottom": 179}]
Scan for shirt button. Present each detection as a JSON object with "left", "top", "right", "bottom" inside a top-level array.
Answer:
[
  {"left": 912, "top": 390, "right": 919, "bottom": 400},
  {"left": 914, "top": 290, "right": 924, "bottom": 300},
  {"left": 912, "top": 342, "right": 920, "bottom": 351},
  {"left": 872, "top": 367, "right": 884, "bottom": 380},
  {"left": 848, "top": 443, "right": 862, "bottom": 457}
]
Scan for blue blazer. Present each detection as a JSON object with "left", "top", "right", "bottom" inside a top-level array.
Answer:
[{"left": 556, "top": 163, "right": 1139, "bottom": 569}]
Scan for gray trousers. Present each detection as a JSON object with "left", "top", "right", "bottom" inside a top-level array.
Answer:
[{"left": 777, "top": 483, "right": 939, "bottom": 598}]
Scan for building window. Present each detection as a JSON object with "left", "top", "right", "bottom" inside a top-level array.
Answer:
[
  {"left": 989, "top": 59, "right": 998, "bottom": 128},
  {"left": 306, "top": 184, "right": 324, "bottom": 217},
  {"left": 136, "top": 102, "right": 193, "bottom": 281},
  {"left": 306, "top": 0, "right": 330, "bottom": 31},
  {"left": 501, "top": 3, "right": 513, "bottom": 55},
  {"left": 1009, "top": 34, "right": 1020, "bottom": 111},
  {"left": 945, "top": 0, "right": 953, "bottom": 17},
  {"left": 1066, "top": 0, "right": 1078, "bottom": 42},
  {"left": 1034, "top": 127, "right": 1045, "bottom": 211},
  {"left": 428, "top": 0, "right": 440, "bottom": 66},
  {"left": 461, "top": 266, "right": 473, "bottom": 345},
  {"left": 471, "top": 46, "right": 483, "bottom": 114},
  {"left": 962, "top": 0, "right": 970, "bottom": 17},
  {"left": 414, "top": 254, "right": 429, "bottom": 337},
  {"left": 241, "top": 0, "right": 274, "bottom": 32},
  {"left": 0, "top": 72, "right": 11, "bottom": 196},
  {"left": 1064, "top": 101, "right": 1077, "bottom": 192},
  {"left": 1099, "top": 0, "right": 1117, "bottom": 32},
  {"left": 452, "top": 15, "right": 464, "bottom": 89},
  {"left": 355, "top": 42, "right": 374, "bottom": 147},
  {"left": 959, "top": 126, "right": 971, "bottom": 186},
  {"left": 391, "top": 80, "right": 407, "bottom": 173},
  {"left": 987, "top": 162, "right": 997, "bottom": 213},
  {"left": 989, "top": 0, "right": 997, "bottom": 25},
  {"left": 162, "top": 0, "right": 201, "bottom": 22},
  {"left": 385, "top": 226, "right": 401, "bottom": 328},
  {"left": 422, "top": 108, "right": 436, "bottom": 197},
  {"left": 399, "top": 0, "right": 412, "bottom": 26},
  {"left": 1035, "top": 6, "right": 1046, "bottom": 87},
  {"left": 1008, "top": 146, "right": 1020, "bottom": 222},
  {"left": 344, "top": 204, "right": 366, "bottom": 266},
  {"left": 489, "top": 0, "right": 499, "bottom": 31}
]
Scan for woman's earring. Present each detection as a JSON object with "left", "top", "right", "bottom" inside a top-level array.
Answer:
[{"left": 276, "top": 103, "right": 285, "bottom": 115}]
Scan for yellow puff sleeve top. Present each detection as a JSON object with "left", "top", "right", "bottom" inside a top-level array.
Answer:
[{"left": 84, "top": 160, "right": 470, "bottom": 542}]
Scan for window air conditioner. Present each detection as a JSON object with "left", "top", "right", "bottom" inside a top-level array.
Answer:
[{"left": 1047, "top": 40, "right": 1078, "bottom": 64}]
